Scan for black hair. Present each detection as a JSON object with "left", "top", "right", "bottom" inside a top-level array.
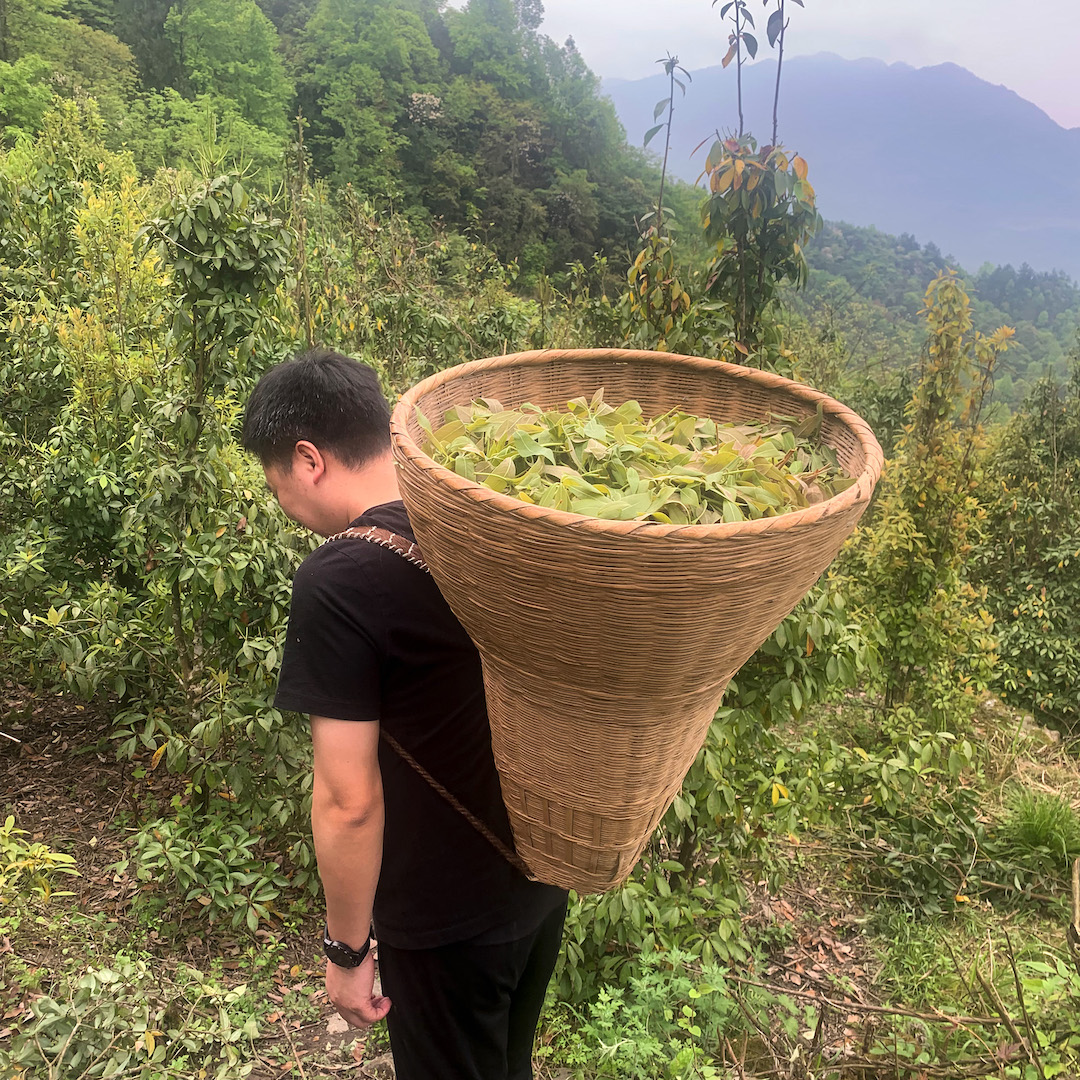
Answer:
[{"left": 241, "top": 348, "right": 392, "bottom": 469}]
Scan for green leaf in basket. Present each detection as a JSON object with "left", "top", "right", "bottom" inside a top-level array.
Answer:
[
  {"left": 512, "top": 429, "right": 556, "bottom": 463},
  {"left": 420, "top": 392, "right": 852, "bottom": 524},
  {"left": 582, "top": 417, "right": 607, "bottom": 440},
  {"left": 433, "top": 418, "right": 468, "bottom": 445}
]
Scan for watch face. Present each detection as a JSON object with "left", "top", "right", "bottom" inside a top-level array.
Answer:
[
  {"left": 324, "top": 940, "right": 364, "bottom": 968},
  {"left": 322, "top": 928, "right": 371, "bottom": 969}
]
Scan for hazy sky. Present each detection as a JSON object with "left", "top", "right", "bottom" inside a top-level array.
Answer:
[{"left": 537, "top": 0, "right": 1080, "bottom": 130}]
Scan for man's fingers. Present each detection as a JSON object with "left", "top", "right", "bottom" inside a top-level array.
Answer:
[
  {"left": 358, "top": 994, "right": 392, "bottom": 1024},
  {"left": 333, "top": 994, "right": 392, "bottom": 1028}
]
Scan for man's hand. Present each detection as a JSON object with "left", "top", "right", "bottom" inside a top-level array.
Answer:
[{"left": 325, "top": 952, "right": 391, "bottom": 1028}]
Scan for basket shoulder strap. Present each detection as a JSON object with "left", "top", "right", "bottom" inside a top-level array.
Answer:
[
  {"left": 324, "top": 525, "right": 430, "bottom": 573},
  {"left": 324, "top": 524, "right": 536, "bottom": 882}
]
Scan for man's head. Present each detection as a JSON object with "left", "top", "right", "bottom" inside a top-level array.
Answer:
[
  {"left": 243, "top": 349, "right": 396, "bottom": 535},
  {"left": 243, "top": 347, "right": 391, "bottom": 469}
]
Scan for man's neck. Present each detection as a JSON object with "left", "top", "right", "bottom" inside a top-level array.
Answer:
[{"left": 342, "top": 454, "right": 402, "bottom": 526}]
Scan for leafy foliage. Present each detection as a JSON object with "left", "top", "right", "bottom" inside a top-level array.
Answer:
[
  {"left": 0, "top": 115, "right": 315, "bottom": 906},
  {"left": 119, "top": 808, "right": 292, "bottom": 931},
  {"left": 0, "top": 815, "right": 79, "bottom": 904},
  {"left": 844, "top": 272, "right": 1010, "bottom": 725},
  {"left": 974, "top": 360, "right": 1080, "bottom": 727},
  {"left": 542, "top": 952, "right": 734, "bottom": 1079},
  {"left": 0, "top": 957, "right": 261, "bottom": 1078},
  {"left": 701, "top": 136, "right": 821, "bottom": 356},
  {"left": 420, "top": 392, "right": 851, "bottom": 523},
  {"left": 164, "top": 0, "right": 293, "bottom": 134}
]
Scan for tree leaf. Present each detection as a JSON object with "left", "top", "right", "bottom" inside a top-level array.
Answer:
[
  {"left": 743, "top": 31, "right": 758, "bottom": 58},
  {"left": 653, "top": 98, "right": 671, "bottom": 120},
  {"left": 643, "top": 124, "right": 664, "bottom": 147},
  {"left": 767, "top": 8, "right": 784, "bottom": 47},
  {"left": 721, "top": 41, "right": 738, "bottom": 67}
]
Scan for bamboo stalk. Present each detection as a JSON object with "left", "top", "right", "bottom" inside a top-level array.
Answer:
[{"left": 1068, "top": 856, "right": 1080, "bottom": 978}]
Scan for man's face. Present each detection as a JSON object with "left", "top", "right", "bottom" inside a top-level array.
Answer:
[{"left": 263, "top": 456, "right": 330, "bottom": 535}]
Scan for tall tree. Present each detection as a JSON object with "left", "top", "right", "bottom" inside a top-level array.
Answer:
[
  {"left": 295, "top": 0, "right": 441, "bottom": 194},
  {"left": 112, "top": 0, "right": 182, "bottom": 89},
  {"left": 165, "top": 0, "right": 293, "bottom": 134},
  {"left": 63, "top": 0, "right": 116, "bottom": 31},
  {"left": 446, "top": 0, "right": 533, "bottom": 98}
]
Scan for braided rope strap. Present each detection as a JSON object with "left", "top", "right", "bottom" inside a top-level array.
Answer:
[{"left": 324, "top": 525, "right": 536, "bottom": 882}]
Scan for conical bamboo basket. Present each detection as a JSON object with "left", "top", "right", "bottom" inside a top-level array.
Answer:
[{"left": 389, "top": 349, "right": 883, "bottom": 893}]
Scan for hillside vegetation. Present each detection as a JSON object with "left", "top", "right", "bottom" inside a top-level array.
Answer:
[
  {"left": 1, "top": 0, "right": 666, "bottom": 280},
  {"left": 797, "top": 221, "right": 1080, "bottom": 407},
  {"left": 2, "top": 2, "right": 1080, "bottom": 1078}
]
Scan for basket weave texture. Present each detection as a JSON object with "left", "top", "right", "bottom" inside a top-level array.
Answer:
[{"left": 389, "top": 349, "right": 883, "bottom": 893}]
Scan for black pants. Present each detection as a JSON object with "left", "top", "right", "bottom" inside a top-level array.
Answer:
[{"left": 376, "top": 901, "right": 566, "bottom": 1080}]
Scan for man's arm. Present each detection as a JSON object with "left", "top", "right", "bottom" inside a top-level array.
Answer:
[{"left": 310, "top": 715, "right": 391, "bottom": 1028}]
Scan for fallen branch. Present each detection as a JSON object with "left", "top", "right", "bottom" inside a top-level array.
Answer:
[{"left": 725, "top": 972, "right": 1004, "bottom": 1027}]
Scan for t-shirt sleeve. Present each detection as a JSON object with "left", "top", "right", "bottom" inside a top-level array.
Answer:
[{"left": 274, "top": 546, "right": 383, "bottom": 722}]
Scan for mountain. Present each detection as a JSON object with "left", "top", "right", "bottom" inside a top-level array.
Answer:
[{"left": 603, "top": 54, "right": 1080, "bottom": 283}]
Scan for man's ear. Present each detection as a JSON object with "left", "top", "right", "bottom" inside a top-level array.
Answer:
[{"left": 292, "top": 440, "right": 327, "bottom": 483}]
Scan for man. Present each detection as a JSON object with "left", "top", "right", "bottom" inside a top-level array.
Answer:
[{"left": 242, "top": 347, "right": 567, "bottom": 1080}]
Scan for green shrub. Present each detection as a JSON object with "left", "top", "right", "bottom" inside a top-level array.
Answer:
[
  {"left": 542, "top": 952, "right": 735, "bottom": 1079},
  {"left": 975, "top": 361, "right": 1080, "bottom": 730},
  {"left": 843, "top": 272, "right": 1009, "bottom": 727},
  {"left": 0, "top": 956, "right": 259, "bottom": 1078},
  {"left": 118, "top": 807, "right": 291, "bottom": 931},
  {"left": 0, "top": 815, "right": 79, "bottom": 905}
]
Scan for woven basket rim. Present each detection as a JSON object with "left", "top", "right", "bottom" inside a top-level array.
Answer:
[{"left": 389, "top": 348, "right": 885, "bottom": 539}]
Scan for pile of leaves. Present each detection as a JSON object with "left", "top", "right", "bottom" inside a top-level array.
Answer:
[{"left": 418, "top": 390, "right": 853, "bottom": 523}]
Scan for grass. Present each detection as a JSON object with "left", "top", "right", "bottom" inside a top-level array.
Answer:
[{"left": 999, "top": 785, "right": 1080, "bottom": 869}]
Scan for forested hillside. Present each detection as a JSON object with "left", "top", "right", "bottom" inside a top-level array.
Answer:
[
  {"left": 0, "top": 0, "right": 662, "bottom": 277},
  {"left": 797, "top": 222, "right": 1080, "bottom": 406}
]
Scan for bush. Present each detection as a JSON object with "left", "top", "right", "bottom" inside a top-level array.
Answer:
[
  {"left": 542, "top": 952, "right": 736, "bottom": 1080},
  {"left": 975, "top": 360, "right": 1080, "bottom": 730},
  {"left": 0, "top": 957, "right": 260, "bottom": 1078},
  {"left": 843, "top": 272, "right": 1010, "bottom": 727},
  {"left": 0, "top": 816, "right": 79, "bottom": 906},
  {"left": 118, "top": 807, "right": 292, "bottom": 931}
]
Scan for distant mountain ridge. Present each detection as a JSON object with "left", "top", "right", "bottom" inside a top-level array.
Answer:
[{"left": 602, "top": 54, "right": 1080, "bottom": 282}]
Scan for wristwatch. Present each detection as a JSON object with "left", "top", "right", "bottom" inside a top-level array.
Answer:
[{"left": 322, "top": 925, "right": 373, "bottom": 968}]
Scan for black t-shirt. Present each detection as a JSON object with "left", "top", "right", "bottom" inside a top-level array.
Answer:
[{"left": 275, "top": 500, "right": 566, "bottom": 949}]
